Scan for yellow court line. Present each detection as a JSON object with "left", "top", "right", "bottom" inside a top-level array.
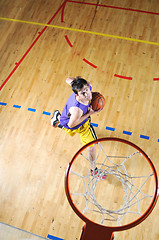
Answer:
[{"left": 1, "top": 16, "right": 159, "bottom": 46}]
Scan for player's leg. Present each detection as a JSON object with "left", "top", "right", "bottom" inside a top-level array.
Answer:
[
  {"left": 78, "top": 119, "right": 97, "bottom": 170},
  {"left": 87, "top": 145, "right": 96, "bottom": 170},
  {"left": 79, "top": 119, "right": 107, "bottom": 179}
]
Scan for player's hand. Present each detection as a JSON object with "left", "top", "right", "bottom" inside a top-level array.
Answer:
[
  {"left": 95, "top": 108, "right": 103, "bottom": 113},
  {"left": 89, "top": 106, "right": 102, "bottom": 115}
]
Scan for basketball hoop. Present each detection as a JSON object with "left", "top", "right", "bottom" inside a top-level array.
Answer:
[{"left": 65, "top": 138, "right": 158, "bottom": 240}]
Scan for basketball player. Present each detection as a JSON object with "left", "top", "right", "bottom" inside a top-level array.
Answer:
[{"left": 51, "top": 76, "right": 107, "bottom": 179}]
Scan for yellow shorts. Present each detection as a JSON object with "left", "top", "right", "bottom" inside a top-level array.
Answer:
[{"left": 63, "top": 119, "right": 97, "bottom": 145}]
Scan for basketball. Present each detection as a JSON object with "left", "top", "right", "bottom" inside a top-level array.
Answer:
[{"left": 90, "top": 92, "right": 105, "bottom": 111}]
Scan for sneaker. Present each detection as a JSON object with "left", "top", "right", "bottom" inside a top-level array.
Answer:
[
  {"left": 51, "top": 110, "right": 61, "bottom": 128},
  {"left": 91, "top": 167, "right": 108, "bottom": 180}
]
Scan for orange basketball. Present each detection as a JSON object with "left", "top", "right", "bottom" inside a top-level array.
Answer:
[{"left": 90, "top": 92, "right": 105, "bottom": 111}]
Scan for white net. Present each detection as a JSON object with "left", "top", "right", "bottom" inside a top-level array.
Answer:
[{"left": 68, "top": 140, "right": 156, "bottom": 227}]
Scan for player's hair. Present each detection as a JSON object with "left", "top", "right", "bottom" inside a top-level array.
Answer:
[{"left": 71, "top": 77, "right": 89, "bottom": 94}]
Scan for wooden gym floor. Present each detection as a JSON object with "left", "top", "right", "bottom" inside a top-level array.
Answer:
[{"left": 0, "top": 0, "right": 159, "bottom": 239}]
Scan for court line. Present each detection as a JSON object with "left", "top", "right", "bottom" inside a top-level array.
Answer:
[
  {"left": 123, "top": 131, "right": 132, "bottom": 136},
  {"left": 114, "top": 74, "right": 132, "bottom": 80},
  {"left": 13, "top": 104, "right": 21, "bottom": 109},
  {"left": 140, "top": 135, "right": 150, "bottom": 140},
  {"left": 0, "top": 0, "right": 68, "bottom": 91},
  {"left": 64, "top": 34, "right": 97, "bottom": 68},
  {"left": 61, "top": 1, "right": 67, "bottom": 23},
  {"left": 28, "top": 107, "right": 36, "bottom": 112},
  {"left": 64, "top": 35, "right": 73, "bottom": 47},
  {"left": 0, "top": 101, "right": 155, "bottom": 141},
  {"left": 1, "top": 3, "right": 159, "bottom": 90},
  {"left": 62, "top": 2, "right": 159, "bottom": 77},
  {"left": 43, "top": 111, "right": 51, "bottom": 116},
  {"left": 47, "top": 234, "right": 64, "bottom": 240},
  {"left": 0, "top": 17, "right": 159, "bottom": 47},
  {"left": 0, "top": 102, "right": 7, "bottom": 106},
  {"left": 83, "top": 58, "right": 97, "bottom": 68},
  {"left": 106, "top": 126, "right": 115, "bottom": 132},
  {"left": 91, "top": 123, "right": 98, "bottom": 127},
  {"left": 68, "top": 0, "right": 159, "bottom": 16}
]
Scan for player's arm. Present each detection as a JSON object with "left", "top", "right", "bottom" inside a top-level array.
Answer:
[
  {"left": 68, "top": 107, "right": 90, "bottom": 128},
  {"left": 66, "top": 77, "right": 75, "bottom": 86},
  {"left": 67, "top": 106, "right": 101, "bottom": 128}
]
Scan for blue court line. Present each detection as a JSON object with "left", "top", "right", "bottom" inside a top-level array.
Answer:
[
  {"left": 123, "top": 130, "right": 132, "bottom": 136},
  {"left": 0, "top": 101, "right": 157, "bottom": 141},
  {"left": 47, "top": 234, "right": 64, "bottom": 240},
  {"left": 0, "top": 102, "right": 7, "bottom": 106},
  {"left": 91, "top": 122, "right": 98, "bottom": 127},
  {"left": 140, "top": 134, "right": 149, "bottom": 140},
  {"left": 106, "top": 126, "right": 115, "bottom": 131},
  {"left": 28, "top": 108, "right": 36, "bottom": 112},
  {"left": 13, "top": 104, "right": 21, "bottom": 109},
  {"left": 43, "top": 111, "right": 51, "bottom": 116}
]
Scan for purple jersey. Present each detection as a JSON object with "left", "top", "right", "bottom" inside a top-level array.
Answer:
[{"left": 60, "top": 85, "right": 92, "bottom": 129}]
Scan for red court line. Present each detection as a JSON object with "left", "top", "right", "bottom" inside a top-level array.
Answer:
[
  {"left": 62, "top": 2, "right": 98, "bottom": 68},
  {"left": 65, "top": 35, "right": 73, "bottom": 47},
  {"left": 68, "top": 0, "right": 159, "bottom": 16},
  {"left": 114, "top": 74, "right": 132, "bottom": 80},
  {"left": 61, "top": 1, "right": 67, "bottom": 22},
  {"left": 153, "top": 78, "right": 159, "bottom": 81},
  {"left": 0, "top": 0, "right": 68, "bottom": 91},
  {"left": 83, "top": 58, "right": 97, "bottom": 68}
]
